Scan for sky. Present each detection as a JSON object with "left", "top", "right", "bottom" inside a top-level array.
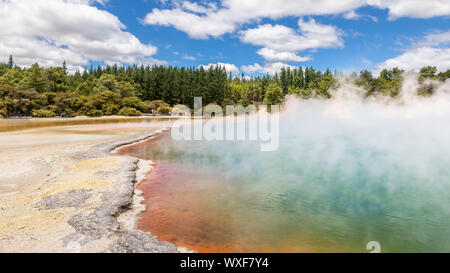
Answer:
[{"left": 0, "top": 0, "right": 449, "bottom": 75}]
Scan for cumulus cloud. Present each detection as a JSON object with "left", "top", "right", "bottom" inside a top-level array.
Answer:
[
  {"left": 0, "top": 0, "right": 162, "bottom": 69},
  {"left": 239, "top": 19, "right": 342, "bottom": 66},
  {"left": 240, "top": 19, "right": 343, "bottom": 53},
  {"left": 142, "top": 0, "right": 364, "bottom": 39},
  {"left": 241, "top": 62, "right": 296, "bottom": 75},
  {"left": 141, "top": 7, "right": 236, "bottom": 39},
  {"left": 415, "top": 31, "right": 450, "bottom": 48},
  {"left": 257, "top": 48, "right": 311, "bottom": 63},
  {"left": 199, "top": 62, "right": 240, "bottom": 74},
  {"left": 367, "top": 0, "right": 450, "bottom": 20},
  {"left": 142, "top": 0, "right": 450, "bottom": 39},
  {"left": 376, "top": 31, "right": 450, "bottom": 72},
  {"left": 377, "top": 47, "right": 450, "bottom": 72}
]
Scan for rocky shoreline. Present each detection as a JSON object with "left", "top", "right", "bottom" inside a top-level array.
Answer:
[
  {"left": 0, "top": 122, "right": 191, "bottom": 253},
  {"left": 63, "top": 130, "right": 185, "bottom": 253}
]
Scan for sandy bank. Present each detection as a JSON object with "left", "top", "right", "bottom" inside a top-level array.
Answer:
[{"left": 0, "top": 120, "right": 181, "bottom": 253}]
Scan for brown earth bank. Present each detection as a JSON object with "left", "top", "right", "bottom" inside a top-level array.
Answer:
[{"left": 0, "top": 118, "right": 187, "bottom": 253}]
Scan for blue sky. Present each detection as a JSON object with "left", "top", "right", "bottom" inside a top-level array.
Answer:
[{"left": 1, "top": 0, "right": 449, "bottom": 75}]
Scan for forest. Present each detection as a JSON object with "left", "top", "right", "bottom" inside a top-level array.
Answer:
[{"left": 1, "top": 55, "right": 450, "bottom": 118}]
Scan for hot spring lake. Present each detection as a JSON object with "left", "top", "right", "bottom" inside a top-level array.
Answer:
[{"left": 120, "top": 101, "right": 450, "bottom": 253}]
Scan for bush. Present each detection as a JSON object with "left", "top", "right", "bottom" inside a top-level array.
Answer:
[
  {"left": 142, "top": 101, "right": 156, "bottom": 113},
  {"left": 118, "top": 107, "right": 141, "bottom": 116},
  {"left": 151, "top": 100, "right": 169, "bottom": 110},
  {"left": 86, "top": 109, "right": 103, "bottom": 117},
  {"left": 0, "top": 102, "right": 7, "bottom": 118},
  {"left": 122, "top": 97, "right": 144, "bottom": 111},
  {"left": 31, "top": 109, "right": 57, "bottom": 118},
  {"left": 103, "top": 103, "right": 120, "bottom": 116},
  {"left": 158, "top": 105, "right": 172, "bottom": 115},
  {"left": 61, "top": 109, "right": 77, "bottom": 118}
]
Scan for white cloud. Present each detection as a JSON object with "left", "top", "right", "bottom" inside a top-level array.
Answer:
[
  {"left": 367, "top": 0, "right": 450, "bottom": 20},
  {"left": 415, "top": 31, "right": 450, "bottom": 48},
  {"left": 0, "top": 0, "right": 161, "bottom": 68},
  {"left": 343, "top": 10, "right": 378, "bottom": 22},
  {"left": 377, "top": 47, "right": 450, "bottom": 72},
  {"left": 181, "top": 1, "right": 217, "bottom": 14},
  {"left": 240, "top": 19, "right": 343, "bottom": 52},
  {"left": 257, "top": 48, "right": 311, "bottom": 63},
  {"left": 376, "top": 31, "right": 450, "bottom": 72},
  {"left": 344, "top": 10, "right": 361, "bottom": 19},
  {"left": 241, "top": 62, "right": 296, "bottom": 75},
  {"left": 142, "top": 0, "right": 450, "bottom": 39},
  {"left": 199, "top": 62, "right": 240, "bottom": 74},
  {"left": 240, "top": 19, "right": 342, "bottom": 64},
  {"left": 142, "top": 0, "right": 365, "bottom": 39},
  {"left": 141, "top": 8, "right": 236, "bottom": 39},
  {"left": 182, "top": 54, "right": 196, "bottom": 61}
]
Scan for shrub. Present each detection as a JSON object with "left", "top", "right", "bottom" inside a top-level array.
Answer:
[
  {"left": 31, "top": 109, "right": 57, "bottom": 118},
  {"left": 142, "top": 101, "right": 156, "bottom": 113},
  {"left": 118, "top": 107, "right": 141, "bottom": 116},
  {"left": 158, "top": 105, "right": 172, "bottom": 115},
  {"left": 151, "top": 100, "right": 169, "bottom": 110},
  {"left": 103, "top": 104, "right": 120, "bottom": 116},
  {"left": 122, "top": 97, "right": 144, "bottom": 111},
  {"left": 0, "top": 101, "right": 7, "bottom": 118},
  {"left": 86, "top": 109, "right": 103, "bottom": 117},
  {"left": 61, "top": 109, "right": 77, "bottom": 118}
]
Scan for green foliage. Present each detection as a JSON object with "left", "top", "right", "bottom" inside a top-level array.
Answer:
[
  {"left": 363, "top": 68, "right": 404, "bottom": 97},
  {"left": 420, "top": 66, "right": 437, "bottom": 80},
  {"left": 118, "top": 107, "right": 141, "bottom": 116},
  {"left": 31, "top": 109, "right": 56, "bottom": 118},
  {"left": 0, "top": 100, "right": 7, "bottom": 118},
  {"left": 436, "top": 70, "right": 450, "bottom": 81},
  {"left": 122, "top": 97, "right": 144, "bottom": 111},
  {"left": 7, "top": 55, "right": 14, "bottom": 69},
  {"left": 317, "top": 74, "right": 334, "bottom": 98},
  {"left": 117, "top": 81, "right": 136, "bottom": 98},
  {"left": 28, "top": 63, "right": 47, "bottom": 93},
  {"left": 142, "top": 101, "right": 156, "bottom": 113},
  {"left": 103, "top": 103, "right": 120, "bottom": 116},
  {"left": 0, "top": 55, "right": 447, "bottom": 118},
  {"left": 158, "top": 105, "right": 172, "bottom": 115},
  {"left": 150, "top": 100, "right": 171, "bottom": 114},
  {"left": 263, "top": 82, "right": 283, "bottom": 105},
  {"left": 355, "top": 70, "right": 373, "bottom": 88},
  {"left": 86, "top": 109, "right": 103, "bottom": 117}
]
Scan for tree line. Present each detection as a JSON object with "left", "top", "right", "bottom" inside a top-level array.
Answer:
[{"left": 1, "top": 55, "right": 449, "bottom": 118}]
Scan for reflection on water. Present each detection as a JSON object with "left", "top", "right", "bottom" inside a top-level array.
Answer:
[
  {"left": 119, "top": 121, "right": 450, "bottom": 253},
  {"left": 0, "top": 116, "right": 173, "bottom": 133}
]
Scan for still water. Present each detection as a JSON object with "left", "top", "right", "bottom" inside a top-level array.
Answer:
[{"left": 119, "top": 109, "right": 450, "bottom": 253}]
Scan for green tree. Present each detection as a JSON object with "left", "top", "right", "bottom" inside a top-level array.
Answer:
[
  {"left": 356, "top": 70, "right": 373, "bottom": 88},
  {"left": 117, "top": 81, "right": 136, "bottom": 98},
  {"left": 419, "top": 66, "right": 437, "bottom": 80},
  {"left": 27, "top": 63, "right": 47, "bottom": 93},
  {"left": 263, "top": 82, "right": 283, "bottom": 105},
  {"left": 7, "top": 55, "right": 14, "bottom": 69},
  {"left": 62, "top": 61, "right": 68, "bottom": 75}
]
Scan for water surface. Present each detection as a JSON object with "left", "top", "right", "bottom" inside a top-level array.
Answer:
[{"left": 120, "top": 111, "right": 450, "bottom": 253}]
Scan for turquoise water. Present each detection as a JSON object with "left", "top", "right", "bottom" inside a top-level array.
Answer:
[{"left": 125, "top": 101, "right": 450, "bottom": 252}]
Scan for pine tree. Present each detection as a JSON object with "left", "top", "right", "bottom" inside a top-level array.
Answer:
[
  {"left": 7, "top": 55, "right": 14, "bottom": 69},
  {"left": 263, "top": 82, "right": 283, "bottom": 105},
  {"left": 28, "top": 63, "right": 47, "bottom": 93},
  {"left": 62, "top": 61, "right": 67, "bottom": 75}
]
